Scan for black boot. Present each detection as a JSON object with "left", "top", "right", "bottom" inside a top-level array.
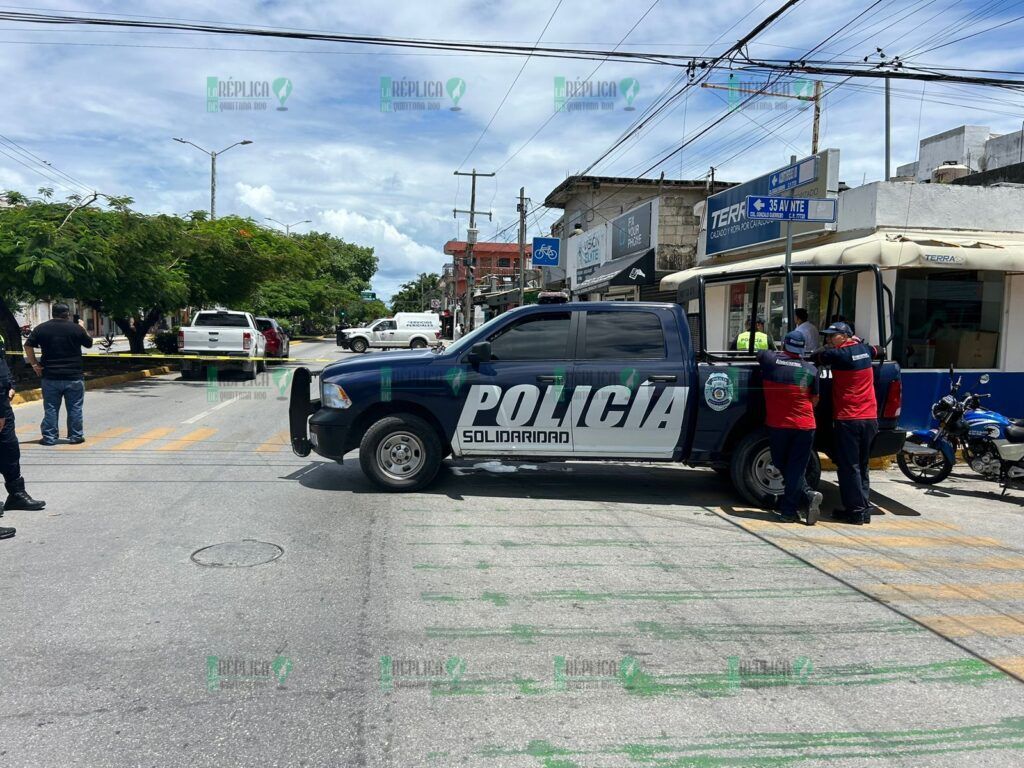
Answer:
[
  {"left": 3, "top": 491, "right": 45, "bottom": 511},
  {"left": 0, "top": 526, "right": 14, "bottom": 539}
]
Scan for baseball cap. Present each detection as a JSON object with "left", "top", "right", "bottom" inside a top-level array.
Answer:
[
  {"left": 821, "top": 321, "right": 853, "bottom": 337},
  {"left": 783, "top": 331, "right": 806, "bottom": 355}
]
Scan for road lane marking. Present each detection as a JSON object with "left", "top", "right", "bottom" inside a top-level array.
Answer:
[
  {"left": 776, "top": 534, "right": 1003, "bottom": 549},
  {"left": 256, "top": 428, "right": 291, "bottom": 453},
  {"left": 111, "top": 427, "right": 175, "bottom": 451},
  {"left": 866, "top": 582, "right": 1024, "bottom": 601},
  {"left": 916, "top": 614, "right": 1024, "bottom": 638},
  {"left": 58, "top": 426, "right": 132, "bottom": 450},
  {"left": 182, "top": 396, "right": 239, "bottom": 424},
  {"left": 809, "top": 555, "right": 1024, "bottom": 572},
  {"left": 159, "top": 427, "right": 217, "bottom": 452}
]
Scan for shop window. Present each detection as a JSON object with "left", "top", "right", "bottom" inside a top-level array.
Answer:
[
  {"left": 497, "top": 258, "right": 511, "bottom": 268},
  {"left": 893, "top": 269, "right": 1003, "bottom": 370}
]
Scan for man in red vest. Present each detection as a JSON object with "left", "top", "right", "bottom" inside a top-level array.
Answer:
[
  {"left": 816, "top": 321, "right": 881, "bottom": 525},
  {"left": 757, "top": 330, "right": 824, "bottom": 525}
]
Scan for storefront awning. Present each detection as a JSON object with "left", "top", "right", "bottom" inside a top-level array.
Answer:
[
  {"left": 660, "top": 230, "right": 1024, "bottom": 292},
  {"left": 575, "top": 248, "right": 656, "bottom": 294}
]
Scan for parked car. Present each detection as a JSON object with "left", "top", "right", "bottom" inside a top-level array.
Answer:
[
  {"left": 256, "top": 317, "right": 290, "bottom": 359},
  {"left": 179, "top": 310, "right": 267, "bottom": 380},
  {"left": 289, "top": 275, "right": 904, "bottom": 496},
  {"left": 342, "top": 312, "right": 441, "bottom": 353}
]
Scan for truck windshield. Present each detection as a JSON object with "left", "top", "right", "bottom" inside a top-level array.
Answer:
[
  {"left": 444, "top": 313, "right": 516, "bottom": 356},
  {"left": 195, "top": 313, "right": 250, "bottom": 327}
]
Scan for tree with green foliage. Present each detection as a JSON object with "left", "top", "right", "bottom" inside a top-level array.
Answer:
[{"left": 390, "top": 273, "right": 442, "bottom": 314}]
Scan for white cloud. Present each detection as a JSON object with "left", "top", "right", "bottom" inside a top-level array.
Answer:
[{"left": 320, "top": 207, "right": 447, "bottom": 299}]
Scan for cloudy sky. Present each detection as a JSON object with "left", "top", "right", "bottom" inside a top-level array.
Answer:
[{"left": 1, "top": 0, "right": 1022, "bottom": 300}]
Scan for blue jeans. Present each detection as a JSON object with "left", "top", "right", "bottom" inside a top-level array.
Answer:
[
  {"left": 41, "top": 378, "right": 85, "bottom": 442},
  {"left": 768, "top": 427, "right": 815, "bottom": 516}
]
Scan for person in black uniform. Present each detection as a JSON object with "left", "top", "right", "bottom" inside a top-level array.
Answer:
[{"left": 0, "top": 330, "right": 47, "bottom": 538}]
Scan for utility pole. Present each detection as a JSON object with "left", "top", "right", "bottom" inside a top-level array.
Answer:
[
  {"left": 701, "top": 81, "right": 823, "bottom": 155},
  {"left": 811, "top": 80, "right": 824, "bottom": 154},
  {"left": 266, "top": 217, "right": 311, "bottom": 235},
  {"left": 783, "top": 154, "right": 797, "bottom": 336},
  {"left": 885, "top": 77, "right": 891, "bottom": 180},
  {"left": 517, "top": 187, "right": 527, "bottom": 307},
  {"left": 453, "top": 168, "right": 494, "bottom": 334},
  {"left": 172, "top": 137, "right": 252, "bottom": 220}
]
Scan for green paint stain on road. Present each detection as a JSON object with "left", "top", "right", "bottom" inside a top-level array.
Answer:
[
  {"left": 412, "top": 560, "right": 800, "bottom": 572},
  {"left": 478, "top": 717, "right": 1024, "bottom": 765}
]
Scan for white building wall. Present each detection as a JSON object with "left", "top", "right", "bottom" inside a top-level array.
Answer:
[
  {"left": 1000, "top": 275, "right": 1024, "bottom": 371},
  {"left": 914, "top": 125, "right": 991, "bottom": 181},
  {"left": 983, "top": 130, "right": 1024, "bottom": 171},
  {"left": 838, "top": 181, "right": 1024, "bottom": 233}
]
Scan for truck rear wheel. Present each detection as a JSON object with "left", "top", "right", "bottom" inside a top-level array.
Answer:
[
  {"left": 359, "top": 414, "right": 443, "bottom": 491},
  {"left": 730, "top": 430, "right": 820, "bottom": 508},
  {"left": 350, "top": 338, "right": 368, "bottom": 354},
  {"left": 410, "top": 338, "right": 428, "bottom": 349}
]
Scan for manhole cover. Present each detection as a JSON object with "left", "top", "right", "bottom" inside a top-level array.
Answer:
[{"left": 191, "top": 540, "right": 284, "bottom": 567}]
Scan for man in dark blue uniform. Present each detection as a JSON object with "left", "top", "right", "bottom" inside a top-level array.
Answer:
[
  {"left": 757, "top": 330, "right": 823, "bottom": 525},
  {"left": 0, "top": 330, "right": 47, "bottom": 538}
]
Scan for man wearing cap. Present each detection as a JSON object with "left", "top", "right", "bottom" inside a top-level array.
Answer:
[
  {"left": 735, "top": 318, "right": 772, "bottom": 351},
  {"left": 24, "top": 304, "right": 94, "bottom": 446},
  {"left": 816, "top": 321, "right": 881, "bottom": 525},
  {"left": 757, "top": 331, "right": 824, "bottom": 524},
  {"left": 0, "top": 330, "right": 47, "bottom": 539}
]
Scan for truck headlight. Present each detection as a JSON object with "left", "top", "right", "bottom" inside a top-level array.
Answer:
[{"left": 322, "top": 382, "right": 352, "bottom": 409}]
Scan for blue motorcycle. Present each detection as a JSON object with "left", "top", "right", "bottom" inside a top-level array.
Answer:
[{"left": 898, "top": 366, "right": 1024, "bottom": 490}]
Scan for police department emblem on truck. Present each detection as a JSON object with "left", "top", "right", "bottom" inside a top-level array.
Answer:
[{"left": 290, "top": 285, "right": 903, "bottom": 503}]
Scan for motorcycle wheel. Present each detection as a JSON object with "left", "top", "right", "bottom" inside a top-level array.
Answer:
[{"left": 897, "top": 446, "right": 953, "bottom": 485}]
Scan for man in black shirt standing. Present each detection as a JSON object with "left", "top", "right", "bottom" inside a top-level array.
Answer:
[
  {"left": 24, "top": 303, "right": 94, "bottom": 446},
  {"left": 0, "top": 330, "right": 46, "bottom": 534}
]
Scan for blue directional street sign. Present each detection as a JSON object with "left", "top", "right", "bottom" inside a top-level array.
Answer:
[
  {"left": 531, "top": 237, "right": 561, "bottom": 267},
  {"left": 745, "top": 195, "right": 837, "bottom": 223},
  {"left": 768, "top": 156, "right": 818, "bottom": 196}
]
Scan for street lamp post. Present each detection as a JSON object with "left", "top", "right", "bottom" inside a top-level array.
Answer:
[
  {"left": 172, "top": 137, "right": 253, "bottom": 220},
  {"left": 266, "top": 217, "right": 312, "bottom": 235}
]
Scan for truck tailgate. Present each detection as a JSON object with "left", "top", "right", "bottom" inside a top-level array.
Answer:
[{"left": 181, "top": 327, "right": 249, "bottom": 353}]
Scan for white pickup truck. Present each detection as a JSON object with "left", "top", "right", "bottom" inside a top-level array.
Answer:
[{"left": 178, "top": 310, "right": 267, "bottom": 380}]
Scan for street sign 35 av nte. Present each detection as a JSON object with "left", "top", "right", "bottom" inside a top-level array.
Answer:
[{"left": 745, "top": 195, "right": 837, "bottom": 223}]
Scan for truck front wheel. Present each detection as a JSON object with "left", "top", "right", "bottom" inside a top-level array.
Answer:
[
  {"left": 359, "top": 414, "right": 443, "bottom": 491},
  {"left": 730, "top": 430, "right": 820, "bottom": 508},
  {"left": 350, "top": 338, "right": 368, "bottom": 354}
]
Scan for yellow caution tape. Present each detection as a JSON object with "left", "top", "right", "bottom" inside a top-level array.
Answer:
[{"left": 4, "top": 349, "right": 348, "bottom": 364}]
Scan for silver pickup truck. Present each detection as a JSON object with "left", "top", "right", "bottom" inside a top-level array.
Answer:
[{"left": 178, "top": 310, "right": 267, "bottom": 380}]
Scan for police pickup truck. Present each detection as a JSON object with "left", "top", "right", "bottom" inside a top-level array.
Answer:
[{"left": 290, "top": 267, "right": 903, "bottom": 504}]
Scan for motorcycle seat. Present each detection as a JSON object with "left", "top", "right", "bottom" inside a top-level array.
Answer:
[
  {"left": 1006, "top": 425, "right": 1024, "bottom": 443},
  {"left": 1012, "top": 418, "right": 1024, "bottom": 428}
]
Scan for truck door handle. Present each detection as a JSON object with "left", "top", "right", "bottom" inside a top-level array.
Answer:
[
  {"left": 645, "top": 374, "right": 677, "bottom": 383},
  {"left": 537, "top": 375, "right": 563, "bottom": 384}
]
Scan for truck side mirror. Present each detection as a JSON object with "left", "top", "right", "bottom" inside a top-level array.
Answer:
[{"left": 467, "top": 341, "right": 492, "bottom": 366}]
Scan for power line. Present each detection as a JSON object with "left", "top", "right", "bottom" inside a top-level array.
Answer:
[{"left": 456, "top": 0, "right": 563, "bottom": 171}]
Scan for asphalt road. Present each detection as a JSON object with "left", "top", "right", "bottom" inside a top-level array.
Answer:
[{"left": 2, "top": 339, "right": 1024, "bottom": 767}]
